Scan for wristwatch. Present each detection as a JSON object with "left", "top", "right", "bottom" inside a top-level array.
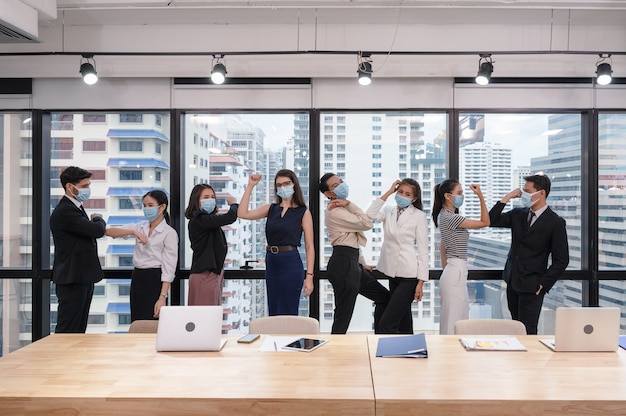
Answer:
[{"left": 160, "top": 292, "right": 168, "bottom": 299}]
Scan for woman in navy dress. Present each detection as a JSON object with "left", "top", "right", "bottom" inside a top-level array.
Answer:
[{"left": 238, "top": 169, "right": 314, "bottom": 315}]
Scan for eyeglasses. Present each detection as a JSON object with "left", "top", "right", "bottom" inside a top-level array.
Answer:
[{"left": 276, "top": 180, "right": 293, "bottom": 188}]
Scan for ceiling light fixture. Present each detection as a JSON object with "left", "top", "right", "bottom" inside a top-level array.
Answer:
[
  {"left": 210, "top": 55, "right": 227, "bottom": 85},
  {"left": 357, "top": 52, "right": 373, "bottom": 86},
  {"left": 79, "top": 54, "right": 98, "bottom": 85},
  {"left": 475, "top": 54, "right": 494, "bottom": 86},
  {"left": 596, "top": 54, "right": 613, "bottom": 86}
]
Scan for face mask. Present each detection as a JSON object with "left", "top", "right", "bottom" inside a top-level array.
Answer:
[
  {"left": 71, "top": 184, "right": 91, "bottom": 203},
  {"left": 395, "top": 194, "right": 413, "bottom": 208},
  {"left": 521, "top": 190, "right": 540, "bottom": 208},
  {"left": 452, "top": 195, "right": 464, "bottom": 208},
  {"left": 333, "top": 182, "right": 349, "bottom": 200},
  {"left": 143, "top": 206, "right": 161, "bottom": 222},
  {"left": 200, "top": 198, "right": 216, "bottom": 213},
  {"left": 277, "top": 185, "right": 295, "bottom": 200}
]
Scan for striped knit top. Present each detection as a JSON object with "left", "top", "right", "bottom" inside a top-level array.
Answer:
[{"left": 438, "top": 209, "right": 469, "bottom": 261}]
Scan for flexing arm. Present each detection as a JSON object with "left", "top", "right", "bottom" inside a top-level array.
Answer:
[
  {"left": 238, "top": 174, "right": 270, "bottom": 220},
  {"left": 489, "top": 188, "right": 520, "bottom": 228},
  {"left": 105, "top": 226, "right": 148, "bottom": 244},
  {"left": 55, "top": 208, "right": 106, "bottom": 239},
  {"left": 196, "top": 201, "right": 239, "bottom": 229},
  {"left": 327, "top": 199, "right": 373, "bottom": 232},
  {"left": 459, "top": 184, "right": 490, "bottom": 229}
]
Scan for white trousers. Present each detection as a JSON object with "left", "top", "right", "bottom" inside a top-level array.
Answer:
[{"left": 439, "top": 257, "right": 469, "bottom": 335}]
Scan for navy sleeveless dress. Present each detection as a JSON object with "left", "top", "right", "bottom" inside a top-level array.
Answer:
[{"left": 265, "top": 204, "right": 306, "bottom": 315}]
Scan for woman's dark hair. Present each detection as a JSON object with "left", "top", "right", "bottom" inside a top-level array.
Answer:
[
  {"left": 184, "top": 184, "right": 216, "bottom": 219},
  {"left": 432, "top": 179, "right": 459, "bottom": 227},
  {"left": 274, "top": 169, "right": 306, "bottom": 207},
  {"left": 144, "top": 190, "right": 171, "bottom": 225},
  {"left": 400, "top": 178, "right": 423, "bottom": 210}
]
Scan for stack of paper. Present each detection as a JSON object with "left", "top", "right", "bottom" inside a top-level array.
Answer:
[
  {"left": 459, "top": 337, "right": 527, "bottom": 351},
  {"left": 376, "top": 333, "right": 428, "bottom": 358}
]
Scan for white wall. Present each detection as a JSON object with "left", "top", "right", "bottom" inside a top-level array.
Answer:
[{"left": 0, "top": 78, "right": 624, "bottom": 110}]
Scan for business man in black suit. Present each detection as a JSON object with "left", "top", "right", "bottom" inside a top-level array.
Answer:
[
  {"left": 489, "top": 174, "right": 569, "bottom": 334},
  {"left": 50, "top": 166, "right": 106, "bottom": 333}
]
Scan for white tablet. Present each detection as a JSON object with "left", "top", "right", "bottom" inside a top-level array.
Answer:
[{"left": 281, "top": 337, "right": 328, "bottom": 352}]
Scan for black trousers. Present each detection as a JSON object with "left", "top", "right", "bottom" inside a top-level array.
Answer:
[
  {"left": 506, "top": 284, "right": 543, "bottom": 335},
  {"left": 55, "top": 282, "right": 94, "bottom": 333},
  {"left": 327, "top": 246, "right": 390, "bottom": 334},
  {"left": 378, "top": 277, "right": 418, "bottom": 334},
  {"left": 131, "top": 268, "right": 163, "bottom": 322}
]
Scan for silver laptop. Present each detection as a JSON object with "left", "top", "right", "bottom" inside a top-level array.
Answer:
[
  {"left": 156, "top": 306, "right": 227, "bottom": 352},
  {"left": 540, "top": 307, "right": 620, "bottom": 352}
]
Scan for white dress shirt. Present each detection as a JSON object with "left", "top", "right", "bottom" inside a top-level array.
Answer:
[{"left": 116, "top": 220, "right": 179, "bottom": 282}]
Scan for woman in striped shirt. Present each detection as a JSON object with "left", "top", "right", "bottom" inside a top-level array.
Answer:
[{"left": 432, "top": 179, "right": 490, "bottom": 334}]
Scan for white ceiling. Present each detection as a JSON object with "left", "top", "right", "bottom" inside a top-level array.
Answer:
[{"left": 1, "top": 0, "right": 625, "bottom": 80}]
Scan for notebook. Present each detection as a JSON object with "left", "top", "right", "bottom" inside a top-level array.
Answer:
[
  {"left": 539, "top": 307, "right": 620, "bottom": 352},
  {"left": 459, "top": 336, "right": 527, "bottom": 351},
  {"left": 375, "top": 333, "right": 428, "bottom": 358},
  {"left": 156, "top": 305, "right": 227, "bottom": 352}
]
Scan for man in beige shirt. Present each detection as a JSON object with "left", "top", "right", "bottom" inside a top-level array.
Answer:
[{"left": 319, "top": 173, "right": 390, "bottom": 334}]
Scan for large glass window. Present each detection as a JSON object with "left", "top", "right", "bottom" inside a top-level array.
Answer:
[
  {"left": 46, "top": 112, "right": 171, "bottom": 334},
  {"left": 458, "top": 113, "right": 582, "bottom": 333},
  {"left": 598, "top": 113, "right": 626, "bottom": 330},
  {"left": 0, "top": 112, "right": 32, "bottom": 356},
  {"left": 318, "top": 112, "right": 448, "bottom": 333},
  {"left": 182, "top": 113, "right": 310, "bottom": 332}
]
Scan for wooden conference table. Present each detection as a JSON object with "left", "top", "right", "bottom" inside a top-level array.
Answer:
[
  {"left": 1, "top": 334, "right": 625, "bottom": 415},
  {"left": 369, "top": 335, "right": 626, "bottom": 416},
  {"left": 0, "top": 333, "right": 374, "bottom": 416}
]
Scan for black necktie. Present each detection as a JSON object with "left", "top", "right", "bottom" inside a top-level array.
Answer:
[
  {"left": 527, "top": 210, "right": 535, "bottom": 227},
  {"left": 80, "top": 205, "right": 88, "bottom": 218}
]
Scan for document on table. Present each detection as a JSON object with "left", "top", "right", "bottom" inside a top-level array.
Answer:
[
  {"left": 376, "top": 333, "right": 428, "bottom": 358},
  {"left": 459, "top": 337, "right": 527, "bottom": 351},
  {"left": 619, "top": 335, "right": 626, "bottom": 350},
  {"left": 259, "top": 335, "right": 300, "bottom": 352}
]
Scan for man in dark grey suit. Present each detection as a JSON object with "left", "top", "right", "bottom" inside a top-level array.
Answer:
[
  {"left": 50, "top": 166, "right": 106, "bottom": 333},
  {"left": 489, "top": 174, "right": 569, "bottom": 334}
]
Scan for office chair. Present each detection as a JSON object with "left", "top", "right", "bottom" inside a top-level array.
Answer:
[
  {"left": 128, "top": 320, "right": 159, "bottom": 334},
  {"left": 453, "top": 319, "right": 527, "bottom": 335},
  {"left": 249, "top": 316, "right": 320, "bottom": 335}
]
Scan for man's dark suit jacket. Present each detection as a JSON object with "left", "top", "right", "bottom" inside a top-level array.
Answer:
[
  {"left": 50, "top": 196, "right": 106, "bottom": 285},
  {"left": 489, "top": 202, "right": 569, "bottom": 294}
]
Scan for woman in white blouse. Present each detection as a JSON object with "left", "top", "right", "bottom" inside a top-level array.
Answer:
[
  {"left": 105, "top": 190, "right": 178, "bottom": 322},
  {"left": 366, "top": 179, "right": 429, "bottom": 334}
]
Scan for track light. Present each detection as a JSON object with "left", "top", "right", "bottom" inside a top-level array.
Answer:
[
  {"left": 357, "top": 52, "right": 373, "bottom": 86},
  {"left": 79, "top": 54, "right": 98, "bottom": 85},
  {"left": 475, "top": 54, "right": 493, "bottom": 86},
  {"left": 210, "top": 55, "right": 227, "bottom": 85},
  {"left": 596, "top": 54, "right": 613, "bottom": 86}
]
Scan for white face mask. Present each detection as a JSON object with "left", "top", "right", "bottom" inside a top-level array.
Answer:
[
  {"left": 521, "top": 190, "right": 540, "bottom": 208},
  {"left": 71, "top": 184, "right": 91, "bottom": 203}
]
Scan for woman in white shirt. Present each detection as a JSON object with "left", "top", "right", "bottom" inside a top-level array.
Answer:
[
  {"left": 105, "top": 190, "right": 178, "bottom": 322},
  {"left": 366, "top": 179, "right": 429, "bottom": 334}
]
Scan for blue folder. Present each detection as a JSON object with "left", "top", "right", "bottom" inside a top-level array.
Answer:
[
  {"left": 619, "top": 335, "right": 626, "bottom": 351},
  {"left": 375, "top": 333, "right": 428, "bottom": 358}
]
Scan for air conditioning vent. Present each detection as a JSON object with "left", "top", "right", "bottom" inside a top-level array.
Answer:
[{"left": 0, "top": 21, "right": 39, "bottom": 43}]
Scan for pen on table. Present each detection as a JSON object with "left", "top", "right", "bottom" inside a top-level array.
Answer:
[
  {"left": 407, "top": 348, "right": 425, "bottom": 354},
  {"left": 274, "top": 341, "right": 278, "bottom": 351}
]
